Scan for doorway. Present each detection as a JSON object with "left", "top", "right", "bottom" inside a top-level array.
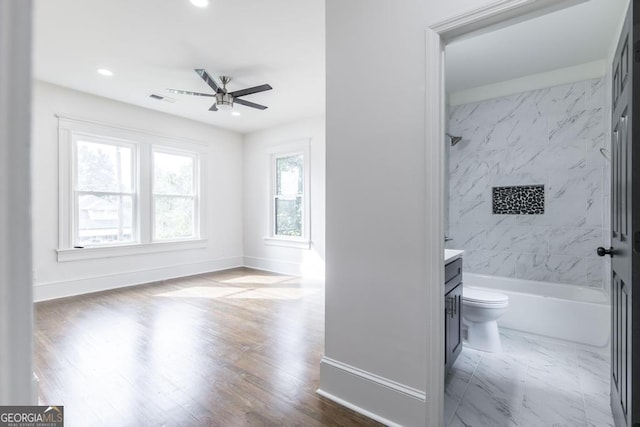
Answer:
[{"left": 426, "top": 0, "right": 628, "bottom": 425}]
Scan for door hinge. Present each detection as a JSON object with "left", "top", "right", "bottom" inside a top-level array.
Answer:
[{"left": 446, "top": 297, "right": 454, "bottom": 318}]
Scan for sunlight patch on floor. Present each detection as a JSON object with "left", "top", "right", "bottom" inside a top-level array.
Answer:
[
  {"left": 226, "top": 288, "right": 317, "bottom": 300},
  {"left": 220, "top": 275, "right": 294, "bottom": 285},
  {"left": 155, "top": 287, "right": 246, "bottom": 299},
  {"left": 155, "top": 286, "right": 317, "bottom": 300}
]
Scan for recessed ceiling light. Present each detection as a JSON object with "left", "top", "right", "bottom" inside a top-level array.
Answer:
[
  {"left": 97, "top": 68, "right": 113, "bottom": 77},
  {"left": 231, "top": 111, "right": 241, "bottom": 116},
  {"left": 190, "top": 0, "right": 209, "bottom": 8}
]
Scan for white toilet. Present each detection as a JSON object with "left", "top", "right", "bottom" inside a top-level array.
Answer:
[{"left": 462, "top": 287, "right": 509, "bottom": 352}]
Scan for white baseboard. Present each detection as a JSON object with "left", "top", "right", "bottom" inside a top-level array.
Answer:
[
  {"left": 318, "top": 357, "right": 426, "bottom": 427},
  {"left": 316, "top": 389, "right": 405, "bottom": 427},
  {"left": 242, "top": 256, "right": 304, "bottom": 276},
  {"left": 33, "top": 257, "right": 243, "bottom": 302}
]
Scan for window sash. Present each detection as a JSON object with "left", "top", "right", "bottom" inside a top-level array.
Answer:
[
  {"left": 272, "top": 151, "right": 305, "bottom": 239},
  {"left": 152, "top": 148, "right": 197, "bottom": 195},
  {"left": 152, "top": 194, "right": 197, "bottom": 241},
  {"left": 273, "top": 195, "right": 303, "bottom": 237},
  {"left": 73, "top": 190, "right": 137, "bottom": 247},
  {"left": 151, "top": 148, "right": 199, "bottom": 241},
  {"left": 73, "top": 136, "right": 136, "bottom": 193},
  {"left": 72, "top": 136, "right": 138, "bottom": 247}
]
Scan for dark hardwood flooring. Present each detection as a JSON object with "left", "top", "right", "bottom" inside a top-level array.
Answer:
[{"left": 35, "top": 268, "right": 381, "bottom": 427}]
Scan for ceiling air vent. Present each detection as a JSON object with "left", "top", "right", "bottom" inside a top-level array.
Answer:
[{"left": 148, "top": 94, "right": 176, "bottom": 103}]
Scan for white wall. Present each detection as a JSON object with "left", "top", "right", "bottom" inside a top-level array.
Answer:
[
  {"left": 323, "top": 1, "right": 432, "bottom": 425},
  {"left": 32, "top": 81, "right": 244, "bottom": 301},
  {"left": 449, "top": 60, "right": 607, "bottom": 106},
  {"left": 242, "top": 116, "right": 325, "bottom": 277}
]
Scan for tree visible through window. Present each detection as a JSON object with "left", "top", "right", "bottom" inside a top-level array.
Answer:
[
  {"left": 153, "top": 151, "right": 196, "bottom": 240},
  {"left": 274, "top": 153, "right": 303, "bottom": 237},
  {"left": 61, "top": 118, "right": 204, "bottom": 253},
  {"left": 75, "top": 140, "right": 134, "bottom": 245}
]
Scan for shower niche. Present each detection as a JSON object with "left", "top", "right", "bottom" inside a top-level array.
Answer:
[{"left": 492, "top": 185, "right": 545, "bottom": 215}]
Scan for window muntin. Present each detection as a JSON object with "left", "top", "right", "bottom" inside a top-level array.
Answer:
[
  {"left": 64, "top": 123, "right": 203, "bottom": 251},
  {"left": 273, "top": 153, "right": 304, "bottom": 238},
  {"left": 152, "top": 150, "right": 197, "bottom": 241},
  {"left": 74, "top": 138, "right": 136, "bottom": 246}
]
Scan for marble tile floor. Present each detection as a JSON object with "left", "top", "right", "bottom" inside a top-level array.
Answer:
[{"left": 445, "top": 329, "right": 613, "bottom": 427}]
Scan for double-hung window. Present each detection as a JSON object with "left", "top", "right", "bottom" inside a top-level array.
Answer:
[
  {"left": 152, "top": 149, "right": 198, "bottom": 241},
  {"left": 273, "top": 153, "right": 304, "bottom": 237},
  {"left": 58, "top": 117, "right": 204, "bottom": 261},
  {"left": 74, "top": 137, "right": 136, "bottom": 246},
  {"left": 265, "top": 140, "right": 310, "bottom": 249}
]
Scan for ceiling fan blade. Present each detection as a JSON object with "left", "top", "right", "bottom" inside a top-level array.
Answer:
[
  {"left": 166, "top": 88, "right": 215, "bottom": 97},
  {"left": 229, "top": 84, "right": 273, "bottom": 98},
  {"left": 194, "top": 69, "right": 222, "bottom": 93},
  {"left": 234, "top": 98, "right": 268, "bottom": 110},
  {"left": 209, "top": 103, "right": 218, "bottom": 111}
]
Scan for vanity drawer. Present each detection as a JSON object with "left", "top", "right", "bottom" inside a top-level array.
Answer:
[{"left": 445, "top": 258, "right": 462, "bottom": 291}]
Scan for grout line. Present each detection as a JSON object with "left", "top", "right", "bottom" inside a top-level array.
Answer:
[
  {"left": 512, "top": 331, "right": 534, "bottom": 426},
  {"left": 576, "top": 347, "right": 592, "bottom": 426},
  {"left": 447, "top": 348, "right": 484, "bottom": 427},
  {"left": 453, "top": 330, "right": 610, "bottom": 427}
]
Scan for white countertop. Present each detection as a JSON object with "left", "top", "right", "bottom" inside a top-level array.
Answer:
[{"left": 445, "top": 249, "right": 464, "bottom": 264}]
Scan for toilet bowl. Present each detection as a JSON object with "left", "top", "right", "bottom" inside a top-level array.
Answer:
[{"left": 462, "top": 287, "right": 509, "bottom": 352}]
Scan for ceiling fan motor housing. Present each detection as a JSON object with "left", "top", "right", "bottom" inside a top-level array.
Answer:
[{"left": 215, "top": 92, "right": 234, "bottom": 108}]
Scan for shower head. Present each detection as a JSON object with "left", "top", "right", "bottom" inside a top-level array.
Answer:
[{"left": 446, "top": 133, "right": 462, "bottom": 146}]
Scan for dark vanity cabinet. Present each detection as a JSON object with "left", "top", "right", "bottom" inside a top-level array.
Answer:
[{"left": 445, "top": 258, "right": 463, "bottom": 372}]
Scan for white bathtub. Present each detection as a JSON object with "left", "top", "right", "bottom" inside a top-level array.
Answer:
[{"left": 464, "top": 273, "right": 610, "bottom": 347}]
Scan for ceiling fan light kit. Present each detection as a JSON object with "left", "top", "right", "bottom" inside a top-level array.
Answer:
[
  {"left": 214, "top": 94, "right": 233, "bottom": 110},
  {"left": 97, "top": 68, "right": 113, "bottom": 76},
  {"left": 167, "top": 69, "right": 272, "bottom": 112},
  {"left": 189, "top": 0, "right": 209, "bottom": 8}
]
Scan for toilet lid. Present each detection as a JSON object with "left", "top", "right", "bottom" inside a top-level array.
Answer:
[{"left": 463, "top": 287, "right": 509, "bottom": 304}]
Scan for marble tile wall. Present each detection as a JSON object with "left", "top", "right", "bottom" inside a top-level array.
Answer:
[{"left": 446, "top": 78, "right": 610, "bottom": 289}]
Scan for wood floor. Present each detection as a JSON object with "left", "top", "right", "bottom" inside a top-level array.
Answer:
[{"left": 35, "top": 268, "right": 381, "bottom": 427}]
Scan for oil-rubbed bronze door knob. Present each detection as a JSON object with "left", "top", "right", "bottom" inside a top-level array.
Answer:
[{"left": 596, "top": 246, "right": 613, "bottom": 257}]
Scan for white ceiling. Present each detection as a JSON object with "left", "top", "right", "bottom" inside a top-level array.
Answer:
[
  {"left": 34, "top": 0, "right": 628, "bottom": 132},
  {"left": 446, "top": 0, "right": 628, "bottom": 93},
  {"left": 33, "top": 0, "right": 325, "bottom": 134}
]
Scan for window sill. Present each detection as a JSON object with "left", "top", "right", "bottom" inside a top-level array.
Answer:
[
  {"left": 263, "top": 237, "right": 311, "bottom": 249},
  {"left": 57, "top": 239, "right": 208, "bottom": 262}
]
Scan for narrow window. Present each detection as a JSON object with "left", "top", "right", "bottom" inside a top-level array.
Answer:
[{"left": 273, "top": 153, "right": 304, "bottom": 238}]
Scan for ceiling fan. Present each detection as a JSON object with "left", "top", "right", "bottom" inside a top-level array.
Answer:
[{"left": 166, "top": 69, "right": 272, "bottom": 112}]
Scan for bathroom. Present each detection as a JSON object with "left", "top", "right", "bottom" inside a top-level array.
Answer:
[{"left": 442, "top": 1, "right": 626, "bottom": 425}]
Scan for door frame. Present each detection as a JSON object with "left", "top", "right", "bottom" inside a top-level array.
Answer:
[{"left": 424, "top": 0, "right": 590, "bottom": 424}]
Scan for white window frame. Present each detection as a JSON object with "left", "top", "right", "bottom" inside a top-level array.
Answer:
[
  {"left": 57, "top": 116, "right": 207, "bottom": 262},
  {"left": 264, "top": 140, "right": 311, "bottom": 249},
  {"left": 151, "top": 146, "right": 200, "bottom": 242},
  {"left": 71, "top": 134, "right": 138, "bottom": 247}
]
